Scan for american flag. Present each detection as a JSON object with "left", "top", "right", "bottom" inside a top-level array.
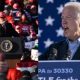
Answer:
[{"left": 38, "top": 0, "right": 79, "bottom": 54}]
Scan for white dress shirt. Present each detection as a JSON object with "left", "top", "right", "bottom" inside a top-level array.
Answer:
[{"left": 68, "top": 38, "right": 80, "bottom": 59}]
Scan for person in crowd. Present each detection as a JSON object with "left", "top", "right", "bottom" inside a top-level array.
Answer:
[
  {"left": 15, "top": 14, "right": 36, "bottom": 38},
  {"left": 4, "top": 0, "right": 14, "bottom": 15},
  {"left": 0, "top": 11, "right": 19, "bottom": 37},
  {"left": 10, "top": 3, "right": 21, "bottom": 22}
]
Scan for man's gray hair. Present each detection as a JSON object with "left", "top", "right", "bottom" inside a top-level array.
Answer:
[
  {"left": 64, "top": 2, "right": 80, "bottom": 17},
  {"left": 64, "top": 2, "right": 80, "bottom": 7}
]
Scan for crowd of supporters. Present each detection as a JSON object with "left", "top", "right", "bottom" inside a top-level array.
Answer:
[
  {"left": 0, "top": 0, "right": 38, "bottom": 80},
  {"left": 0, "top": 0, "right": 38, "bottom": 38}
]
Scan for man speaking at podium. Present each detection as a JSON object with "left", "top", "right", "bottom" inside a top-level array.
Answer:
[
  {"left": 0, "top": 11, "right": 19, "bottom": 37},
  {"left": 39, "top": 2, "right": 80, "bottom": 60}
]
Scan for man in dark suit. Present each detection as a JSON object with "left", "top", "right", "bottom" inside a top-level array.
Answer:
[
  {"left": 0, "top": 11, "right": 19, "bottom": 37},
  {"left": 39, "top": 2, "right": 80, "bottom": 60}
]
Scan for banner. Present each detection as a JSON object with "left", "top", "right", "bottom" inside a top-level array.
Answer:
[{"left": 38, "top": 61, "right": 80, "bottom": 80}]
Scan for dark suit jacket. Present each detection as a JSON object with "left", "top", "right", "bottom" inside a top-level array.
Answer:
[
  {"left": 0, "top": 22, "right": 19, "bottom": 37},
  {"left": 39, "top": 40, "right": 80, "bottom": 60}
]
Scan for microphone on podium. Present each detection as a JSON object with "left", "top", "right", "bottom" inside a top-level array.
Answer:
[
  {"left": 48, "top": 48, "right": 58, "bottom": 60},
  {"left": 63, "top": 49, "right": 71, "bottom": 60}
]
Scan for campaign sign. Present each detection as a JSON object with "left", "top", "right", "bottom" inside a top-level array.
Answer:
[{"left": 38, "top": 61, "right": 80, "bottom": 80}]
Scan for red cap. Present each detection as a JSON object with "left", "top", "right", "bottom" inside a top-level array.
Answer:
[{"left": 13, "top": 3, "right": 19, "bottom": 9}]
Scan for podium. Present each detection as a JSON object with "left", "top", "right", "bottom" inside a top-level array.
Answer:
[{"left": 0, "top": 37, "right": 23, "bottom": 59}]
